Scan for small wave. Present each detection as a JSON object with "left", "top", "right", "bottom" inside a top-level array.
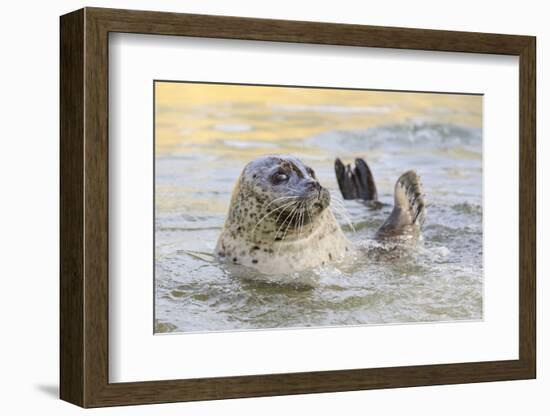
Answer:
[
  {"left": 154, "top": 320, "right": 177, "bottom": 333},
  {"left": 214, "top": 123, "right": 253, "bottom": 133},
  {"left": 451, "top": 202, "right": 482, "bottom": 215},
  {"left": 179, "top": 250, "right": 216, "bottom": 263},
  {"left": 429, "top": 246, "right": 451, "bottom": 258},
  {"left": 308, "top": 121, "right": 481, "bottom": 155},
  {"left": 424, "top": 223, "right": 480, "bottom": 237},
  {"left": 426, "top": 106, "right": 454, "bottom": 115},
  {"left": 223, "top": 262, "right": 332, "bottom": 289},
  {"left": 222, "top": 139, "right": 277, "bottom": 149}
]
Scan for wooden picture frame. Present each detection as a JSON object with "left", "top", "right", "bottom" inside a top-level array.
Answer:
[{"left": 60, "top": 7, "right": 536, "bottom": 408}]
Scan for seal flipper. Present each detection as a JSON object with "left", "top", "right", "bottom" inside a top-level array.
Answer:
[
  {"left": 335, "top": 158, "right": 378, "bottom": 201},
  {"left": 376, "top": 170, "right": 426, "bottom": 239}
]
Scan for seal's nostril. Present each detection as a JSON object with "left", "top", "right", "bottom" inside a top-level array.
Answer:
[{"left": 305, "top": 180, "right": 320, "bottom": 191}]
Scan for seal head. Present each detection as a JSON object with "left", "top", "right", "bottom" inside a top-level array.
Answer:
[{"left": 215, "top": 155, "right": 350, "bottom": 274}]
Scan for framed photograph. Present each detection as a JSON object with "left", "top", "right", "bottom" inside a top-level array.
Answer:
[{"left": 60, "top": 7, "right": 536, "bottom": 408}]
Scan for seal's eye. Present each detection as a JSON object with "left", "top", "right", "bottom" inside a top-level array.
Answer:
[
  {"left": 306, "top": 167, "right": 316, "bottom": 179},
  {"left": 272, "top": 171, "right": 289, "bottom": 184}
]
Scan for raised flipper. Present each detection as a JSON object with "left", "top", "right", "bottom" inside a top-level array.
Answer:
[
  {"left": 376, "top": 170, "right": 426, "bottom": 239},
  {"left": 334, "top": 158, "right": 378, "bottom": 201}
]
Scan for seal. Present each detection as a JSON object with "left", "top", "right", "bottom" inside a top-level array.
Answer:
[
  {"left": 215, "top": 155, "right": 350, "bottom": 274},
  {"left": 216, "top": 155, "right": 426, "bottom": 274}
]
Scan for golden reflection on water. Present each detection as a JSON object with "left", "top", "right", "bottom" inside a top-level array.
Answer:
[{"left": 155, "top": 82, "right": 482, "bottom": 156}]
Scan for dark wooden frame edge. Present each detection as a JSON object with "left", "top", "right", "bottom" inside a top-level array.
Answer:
[{"left": 60, "top": 7, "right": 536, "bottom": 408}]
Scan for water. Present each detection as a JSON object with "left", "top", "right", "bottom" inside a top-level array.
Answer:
[{"left": 154, "top": 84, "right": 483, "bottom": 333}]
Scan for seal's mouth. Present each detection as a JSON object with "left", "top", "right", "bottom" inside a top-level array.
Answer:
[
  {"left": 299, "top": 187, "right": 329, "bottom": 207},
  {"left": 315, "top": 188, "right": 331, "bottom": 210},
  {"left": 299, "top": 188, "right": 330, "bottom": 217}
]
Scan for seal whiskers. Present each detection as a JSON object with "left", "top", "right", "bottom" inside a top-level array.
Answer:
[
  {"left": 330, "top": 195, "right": 356, "bottom": 233},
  {"left": 274, "top": 202, "right": 301, "bottom": 244},
  {"left": 251, "top": 197, "right": 299, "bottom": 236},
  {"left": 280, "top": 200, "right": 307, "bottom": 242}
]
